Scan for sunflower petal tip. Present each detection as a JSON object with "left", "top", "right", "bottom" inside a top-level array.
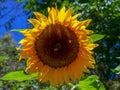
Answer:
[
  {"left": 16, "top": 47, "right": 20, "bottom": 50},
  {"left": 48, "top": 7, "right": 51, "bottom": 12},
  {"left": 27, "top": 19, "right": 31, "bottom": 23},
  {"left": 89, "top": 19, "right": 92, "bottom": 21},
  {"left": 33, "top": 11, "right": 38, "bottom": 15},
  {"left": 87, "top": 19, "right": 92, "bottom": 24},
  {"left": 95, "top": 44, "right": 99, "bottom": 47}
]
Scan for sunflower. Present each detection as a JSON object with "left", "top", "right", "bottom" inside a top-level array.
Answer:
[{"left": 17, "top": 6, "right": 98, "bottom": 85}]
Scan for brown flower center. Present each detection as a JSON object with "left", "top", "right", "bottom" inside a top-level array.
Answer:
[{"left": 35, "top": 24, "right": 79, "bottom": 68}]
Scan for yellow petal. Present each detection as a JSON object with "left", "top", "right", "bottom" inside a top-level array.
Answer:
[
  {"left": 64, "top": 8, "right": 72, "bottom": 21},
  {"left": 39, "top": 65, "right": 49, "bottom": 82},
  {"left": 26, "top": 61, "right": 42, "bottom": 74},
  {"left": 63, "top": 8, "right": 72, "bottom": 26},
  {"left": 71, "top": 14, "right": 79, "bottom": 20},
  {"left": 86, "top": 44, "right": 99, "bottom": 50},
  {"left": 58, "top": 7, "right": 66, "bottom": 23},
  {"left": 56, "top": 68, "right": 63, "bottom": 85},
  {"left": 28, "top": 19, "right": 40, "bottom": 27},
  {"left": 63, "top": 67, "right": 69, "bottom": 83},
  {"left": 19, "top": 37, "right": 35, "bottom": 45},
  {"left": 80, "top": 19, "right": 92, "bottom": 28},
  {"left": 33, "top": 12, "right": 47, "bottom": 22},
  {"left": 48, "top": 7, "right": 50, "bottom": 13},
  {"left": 48, "top": 7, "right": 57, "bottom": 24},
  {"left": 49, "top": 69, "right": 58, "bottom": 85}
]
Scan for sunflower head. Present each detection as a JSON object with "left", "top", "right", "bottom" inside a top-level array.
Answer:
[{"left": 18, "top": 6, "right": 98, "bottom": 86}]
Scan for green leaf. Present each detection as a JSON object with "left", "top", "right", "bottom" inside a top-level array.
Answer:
[
  {"left": 112, "top": 64, "right": 120, "bottom": 74},
  {"left": 0, "top": 56, "right": 6, "bottom": 62},
  {"left": 0, "top": 81, "right": 3, "bottom": 87},
  {"left": 76, "top": 75, "right": 105, "bottom": 90},
  {"left": 10, "top": 29, "right": 25, "bottom": 32},
  {"left": 68, "top": 82, "right": 74, "bottom": 87},
  {"left": 118, "top": 36, "right": 120, "bottom": 39},
  {"left": 40, "top": 86, "right": 57, "bottom": 90},
  {"left": 116, "top": 57, "right": 120, "bottom": 59},
  {"left": 89, "top": 34, "right": 105, "bottom": 42},
  {"left": 1, "top": 71, "right": 37, "bottom": 81}
]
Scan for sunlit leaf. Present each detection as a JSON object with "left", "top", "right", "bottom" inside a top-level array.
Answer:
[
  {"left": 1, "top": 71, "right": 37, "bottom": 81},
  {"left": 68, "top": 82, "right": 74, "bottom": 87},
  {"left": 10, "top": 29, "right": 25, "bottom": 32},
  {"left": 76, "top": 75, "right": 105, "bottom": 90},
  {"left": 0, "top": 81, "right": 3, "bottom": 87},
  {"left": 118, "top": 36, "right": 120, "bottom": 39},
  {"left": 89, "top": 34, "right": 105, "bottom": 42},
  {"left": 116, "top": 57, "right": 120, "bottom": 59},
  {"left": 112, "top": 64, "right": 120, "bottom": 74}
]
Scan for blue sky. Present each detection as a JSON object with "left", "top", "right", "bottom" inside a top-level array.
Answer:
[{"left": 0, "top": 0, "right": 32, "bottom": 44}]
